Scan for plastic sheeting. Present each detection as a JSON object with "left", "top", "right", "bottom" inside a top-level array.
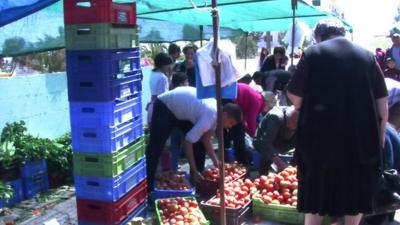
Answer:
[{"left": 0, "top": 0, "right": 352, "bottom": 56}]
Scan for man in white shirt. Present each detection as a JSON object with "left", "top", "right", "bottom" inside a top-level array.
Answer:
[{"left": 146, "top": 86, "right": 242, "bottom": 192}]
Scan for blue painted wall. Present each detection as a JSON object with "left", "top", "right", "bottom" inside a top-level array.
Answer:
[
  {"left": 0, "top": 67, "right": 152, "bottom": 139},
  {"left": 0, "top": 72, "right": 70, "bottom": 139}
]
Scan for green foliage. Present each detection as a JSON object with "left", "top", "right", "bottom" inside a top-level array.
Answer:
[
  {"left": 232, "top": 34, "right": 258, "bottom": 59},
  {"left": 0, "top": 181, "right": 13, "bottom": 201},
  {"left": 0, "top": 121, "right": 26, "bottom": 168},
  {"left": 0, "top": 122, "right": 73, "bottom": 184},
  {"left": 49, "top": 133, "right": 73, "bottom": 178},
  {"left": 0, "top": 141, "right": 18, "bottom": 169}
]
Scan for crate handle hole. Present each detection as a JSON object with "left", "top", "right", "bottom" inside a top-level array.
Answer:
[
  {"left": 81, "top": 108, "right": 95, "bottom": 113},
  {"left": 76, "top": 1, "right": 91, "bottom": 8},
  {"left": 83, "top": 133, "right": 96, "bottom": 138},
  {"left": 79, "top": 82, "right": 94, "bottom": 87},
  {"left": 87, "top": 204, "right": 101, "bottom": 210},
  {"left": 84, "top": 157, "right": 98, "bottom": 163},
  {"left": 87, "top": 181, "right": 100, "bottom": 186},
  {"left": 77, "top": 28, "right": 92, "bottom": 35},
  {"left": 77, "top": 55, "right": 92, "bottom": 61}
]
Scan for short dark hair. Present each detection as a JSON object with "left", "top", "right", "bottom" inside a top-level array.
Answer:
[
  {"left": 171, "top": 72, "right": 188, "bottom": 88},
  {"left": 273, "top": 47, "right": 286, "bottom": 56},
  {"left": 183, "top": 44, "right": 198, "bottom": 54},
  {"left": 168, "top": 43, "right": 181, "bottom": 55},
  {"left": 252, "top": 71, "right": 264, "bottom": 81},
  {"left": 154, "top": 52, "right": 173, "bottom": 70},
  {"left": 223, "top": 103, "right": 242, "bottom": 123},
  {"left": 238, "top": 74, "right": 252, "bottom": 84},
  {"left": 389, "top": 102, "right": 400, "bottom": 124},
  {"left": 314, "top": 19, "right": 346, "bottom": 41}
]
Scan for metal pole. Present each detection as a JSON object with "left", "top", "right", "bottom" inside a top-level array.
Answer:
[
  {"left": 244, "top": 32, "right": 248, "bottom": 70},
  {"left": 291, "top": 0, "right": 297, "bottom": 67},
  {"left": 211, "top": 1, "right": 226, "bottom": 225},
  {"left": 200, "top": 25, "right": 204, "bottom": 47}
]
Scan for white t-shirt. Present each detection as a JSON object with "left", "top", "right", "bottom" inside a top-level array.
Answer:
[
  {"left": 158, "top": 87, "right": 217, "bottom": 143},
  {"left": 149, "top": 71, "right": 169, "bottom": 96}
]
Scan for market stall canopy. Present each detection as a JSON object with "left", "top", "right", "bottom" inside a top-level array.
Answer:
[
  {"left": 0, "top": 0, "right": 351, "bottom": 57},
  {"left": 137, "top": 0, "right": 352, "bottom": 32}
]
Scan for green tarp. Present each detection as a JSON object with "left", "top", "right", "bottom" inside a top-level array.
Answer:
[{"left": 0, "top": 0, "right": 351, "bottom": 57}]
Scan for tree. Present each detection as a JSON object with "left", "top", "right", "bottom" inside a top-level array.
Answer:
[
  {"left": 2, "top": 37, "right": 27, "bottom": 56},
  {"left": 232, "top": 34, "right": 258, "bottom": 59}
]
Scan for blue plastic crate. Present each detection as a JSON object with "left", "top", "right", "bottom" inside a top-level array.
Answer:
[
  {"left": 152, "top": 172, "right": 195, "bottom": 199},
  {"left": 70, "top": 96, "right": 142, "bottom": 129},
  {"left": 252, "top": 151, "right": 261, "bottom": 169},
  {"left": 75, "top": 158, "right": 146, "bottom": 202},
  {"left": 0, "top": 179, "right": 24, "bottom": 208},
  {"left": 66, "top": 48, "right": 140, "bottom": 79},
  {"left": 279, "top": 154, "right": 293, "bottom": 164},
  {"left": 19, "top": 160, "right": 47, "bottom": 178},
  {"left": 68, "top": 70, "right": 142, "bottom": 102},
  {"left": 78, "top": 200, "right": 147, "bottom": 225},
  {"left": 71, "top": 116, "right": 143, "bottom": 154},
  {"left": 224, "top": 148, "right": 236, "bottom": 163},
  {"left": 22, "top": 173, "right": 49, "bottom": 199}
]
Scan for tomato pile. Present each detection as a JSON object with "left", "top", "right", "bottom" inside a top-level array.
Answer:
[
  {"left": 206, "top": 178, "right": 256, "bottom": 208},
  {"left": 253, "top": 166, "right": 298, "bottom": 206},
  {"left": 202, "top": 162, "right": 247, "bottom": 183},
  {"left": 155, "top": 172, "right": 191, "bottom": 190},
  {"left": 157, "top": 197, "right": 208, "bottom": 225}
]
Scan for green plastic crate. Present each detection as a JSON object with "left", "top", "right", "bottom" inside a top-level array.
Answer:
[
  {"left": 65, "top": 23, "right": 139, "bottom": 50},
  {"left": 155, "top": 197, "right": 210, "bottom": 225},
  {"left": 252, "top": 198, "right": 333, "bottom": 225},
  {"left": 73, "top": 137, "right": 145, "bottom": 177}
]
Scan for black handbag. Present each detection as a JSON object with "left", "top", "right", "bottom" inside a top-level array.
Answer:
[{"left": 372, "top": 152, "right": 400, "bottom": 215}]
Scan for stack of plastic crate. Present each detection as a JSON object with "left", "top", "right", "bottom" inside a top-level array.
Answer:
[{"left": 64, "top": 1, "right": 147, "bottom": 224}]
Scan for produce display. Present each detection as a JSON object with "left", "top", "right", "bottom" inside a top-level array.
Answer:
[
  {"left": 155, "top": 172, "right": 191, "bottom": 190},
  {"left": 202, "top": 162, "right": 247, "bottom": 183},
  {"left": 156, "top": 197, "right": 208, "bottom": 225},
  {"left": 206, "top": 178, "right": 256, "bottom": 208},
  {"left": 253, "top": 166, "right": 298, "bottom": 206}
]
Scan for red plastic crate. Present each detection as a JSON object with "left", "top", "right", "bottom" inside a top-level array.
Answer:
[
  {"left": 77, "top": 179, "right": 147, "bottom": 225},
  {"left": 64, "top": 0, "right": 136, "bottom": 26}
]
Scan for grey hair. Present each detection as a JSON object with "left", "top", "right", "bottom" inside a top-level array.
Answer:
[{"left": 314, "top": 19, "right": 345, "bottom": 41}]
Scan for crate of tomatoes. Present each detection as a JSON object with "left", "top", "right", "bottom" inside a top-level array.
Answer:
[
  {"left": 155, "top": 197, "right": 209, "bottom": 225},
  {"left": 201, "top": 179, "right": 256, "bottom": 225},
  {"left": 196, "top": 162, "right": 248, "bottom": 197},
  {"left": 252, "top": 166, "right": 331, "bottom": 225},
  {"left": 153, "top": 171, "right": 195, "bottom": 199}
]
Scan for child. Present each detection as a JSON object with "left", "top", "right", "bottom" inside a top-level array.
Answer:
[
  {"left": 384, "top": 57, "right": 400, "bottom": 81},
  {"left": 147, "top": 53, "right": 173, "bottom": 126}
]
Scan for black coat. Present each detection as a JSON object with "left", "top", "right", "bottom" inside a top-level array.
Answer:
[{"left": 293, "top": 37, "right": 386, "bottom": 168}]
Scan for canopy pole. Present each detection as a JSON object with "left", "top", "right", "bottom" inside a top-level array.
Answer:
[
  {"left": 291, "top": 0, "right": 297, "bottom": 67},
  {"left": 244, "top": 32, "right": 249, "bottom": 70},
  {"left": 200, "top": 25, "right": 204, "bottom": 47},
  {"left": 211, "top": 1, "right": 226, "bottom": 225}
]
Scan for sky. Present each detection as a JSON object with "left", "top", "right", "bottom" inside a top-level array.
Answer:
[{"left": 338, "top": 0, "right": 399, "bottom": 43}]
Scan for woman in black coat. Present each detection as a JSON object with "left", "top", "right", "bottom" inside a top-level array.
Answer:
[{"left": 287, "top": 19, "right": 388, "bottom": 225}]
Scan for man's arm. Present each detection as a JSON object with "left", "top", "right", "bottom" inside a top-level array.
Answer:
[
  {"left": 182, "top": 139, "right": 204, "bottom": 182},
  {"left": 201, "top": 130, "right": 219, "bottom": 167},
  {"left": 287, "top": 92, "right": 303, "bottom": 111}
]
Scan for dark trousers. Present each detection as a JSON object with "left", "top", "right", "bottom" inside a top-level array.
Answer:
[{"left": 146, "top": 100, "right": 206, "bottom": 192}]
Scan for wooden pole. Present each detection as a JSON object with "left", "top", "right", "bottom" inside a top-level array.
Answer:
[
  {"left": 211, "top": 1, "right": 226, "bottom": 225},
  {"left": 244, "top": 32, "right": 248, "bottom": 70},
  {"left": 200, "top": 25, "right": 204, "bottom": 47},
  {"left": 291, "top": 0, "right": 297, "bottom": 67}
]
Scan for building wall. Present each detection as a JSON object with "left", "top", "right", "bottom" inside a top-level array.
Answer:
[
  {"left": 0, "top": 67, "right": 153, "bottom": 139},
  {"left": 0, "top": 73, "right": 70, "bottom": 139}
]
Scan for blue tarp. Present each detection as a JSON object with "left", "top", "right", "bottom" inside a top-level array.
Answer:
[{"left": 0, "top": 0, "right": 59, "bottom": 27}]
